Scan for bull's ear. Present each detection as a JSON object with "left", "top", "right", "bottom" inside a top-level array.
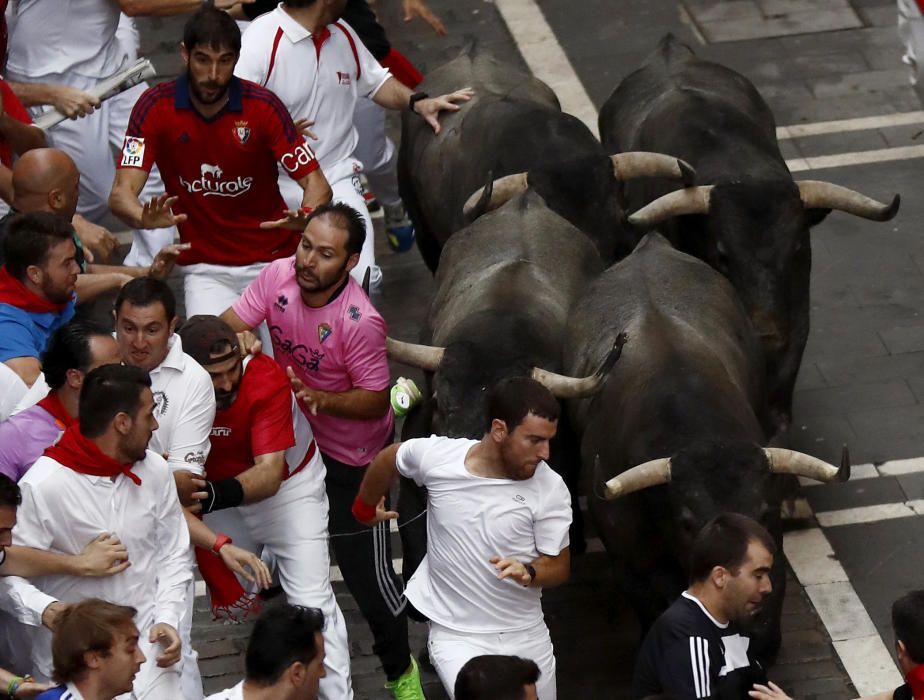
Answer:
[{"left": 805, "top": 207, "right": 831, "bottom": 229}]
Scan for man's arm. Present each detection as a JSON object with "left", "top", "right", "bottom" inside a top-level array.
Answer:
[
  {"left": 287, "top": 367, "right": 389, "bottom": 419},
  {"left": 4, "top": 358, "right": 41, "bottom": 388},
  {"left": 354, "top": 443, "right": 401, "bottom": 525},
  {"left": 490, "top": 548, "right": 570, "bottom": 589},
  {"left": 219, "top": 307, "right": 253, "bottom": 333},
  {"left": 110, "top": 168, "right": 186, "bottom": 231},
  {"left": 235, "top": 451, "right": 286, "bottom": 502},
  {"left": 295, "top": 169, "right": 333, "bottom": 213},
  {"left": 116, "top": 0, "right": 244, "bottom": 17},
  {"left": 183, "top": 510, "right": 271, "bottom": 590},
  {"left": 371, "top": 77, "right": 474, "bottom": 134},
  {"left": 74, "top": 272, "right": 133, "bottom": 302},
  {"left": 163, "top": 370, "right": 216, "bottom": 474},
  {"left": 1, "top": 534, "right": 129, "bottom": 578},
  {"left": 0, "top": 117, "right": 45, "bottom": 156},
  {"left": 6, "top": 82, "right": 100, "bottom": 118}
]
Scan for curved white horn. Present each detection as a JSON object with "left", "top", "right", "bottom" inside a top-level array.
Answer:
[
  {"left": 462, "top": 172, "right": 529, "bottom": 220},
  {"left": 796, "top": 180, "right": 900, "bottom": 222},
  {"left": 627, "top": 186, "right": 714, "bottom": 228},
  {"left": 531, "top": 333, "right": 627, "bottom": 399},
  {"left": 610, "top": 152, "right": 696, "bottom": 186},
  {"left": 764, "top": 446, "right": 849, "bottom": 483},
  {"left": 386, "top": 337, "right": 445, "bottom": 372},
  {"left": 603, "top": 457, "right": 672, "bottom": 500}
]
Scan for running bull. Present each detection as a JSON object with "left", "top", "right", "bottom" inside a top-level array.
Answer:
[
  {"left": 598, "top": 34, "right": 899, "bottom": 438},
  {"left": 398, "top": 46, "right": 694, "bottom": 270},
  {"left": 565, "top": 233, "right": 849, "bottom": 658},
  {"left": 388, "top": 191, "right": 624, "bottom": 581}
]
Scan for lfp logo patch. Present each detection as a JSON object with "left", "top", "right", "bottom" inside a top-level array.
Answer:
[
  {"left": 318, "top": 323, "right": 332, "bottom": 344},
  {"left": 120, "top": 137, "right": 145, "bottom": 167}
]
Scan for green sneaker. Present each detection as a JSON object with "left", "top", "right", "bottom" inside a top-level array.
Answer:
[{"left": 384, "top": 656, "right": 426, "bottom": 700}]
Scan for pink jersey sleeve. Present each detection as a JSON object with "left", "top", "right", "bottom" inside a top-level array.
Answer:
[
  {"left": 343, "top": 310, "right": 391, "bottom": 392},
  {"left": 232, "top": 261, "right": 276, "bottom": 328}
]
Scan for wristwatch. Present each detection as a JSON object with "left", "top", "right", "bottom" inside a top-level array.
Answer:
[
  {"left": 408, "top": 91, "right": 429, "bottom": 114},
  {"left": 524, "top": 563, "right": 537, "bottom": 586}
]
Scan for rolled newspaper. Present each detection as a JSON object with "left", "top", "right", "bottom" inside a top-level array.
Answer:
[{"left": 33, "top": 58, "right": 157, "bottom": 130}]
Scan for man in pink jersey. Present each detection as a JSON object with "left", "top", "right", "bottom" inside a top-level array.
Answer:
[
  {"left": 109, "top": 5, "right": 332, "bottom": 321},
  {"left": 220, "top": 202, "right": 423, "bottom": 699}
]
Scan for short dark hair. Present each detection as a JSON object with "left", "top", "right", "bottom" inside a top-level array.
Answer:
[
  {"left": 51, "top": 599, "right": 138, "bottom": 684},
  {"left": 42, "top": 320, "right": 113, "bottom": 391},
  {"left": 306, "top": 202, "right": 366, "bottom": 257},
  {"left": 79, "top": 364, "right": 152, "bottom": 439},
  {"left": 893, "top": 590, "right": 924, "bottom": 664},
  {"left": 689, "top": 513, "right": 777, "bottom": 583},
  {"left": 245, "top": 604, "right": 325, "bottom": 686},
  {"left": 455, "top": 655, "right": 541, "bottom": 700},
  {"left": 485, "top": 376, "right": 560, "bottom": 433},
  {"left": 0, "top": 474, "right": 21, "bottom": 508},
  {"left": 3, "top": 212, "right": 75, "bottom": 280},
  {"left": 114, "top": 277, "right": 176, "bottom": 322},
  {"left": 183, "top": 3, "right": 241, "bottom": 55}
]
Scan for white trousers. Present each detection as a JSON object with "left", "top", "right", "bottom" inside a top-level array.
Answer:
[
  {"left": 278, "top": 159, "right": 376, "bottom": 286},
  {"left": 114, "top": 632, "right": 184, "bottom": 700},
  {"left": 182, "top": 261, "right": 273, "bottom": 356},
  {"left": 351, "top": 97, "right": 401, "bottom": 209},
  {"left": 899, "top": 0, "right": 924, "bottom": 98},
  {"left": 8, "top": 71, "right": 177, "bottom": 267},
  {"left": 428, "top": 619, "right": 557, "bottom": 700},
  {"left": 203, "top": 460, "right": 353, "bottom": 699}
]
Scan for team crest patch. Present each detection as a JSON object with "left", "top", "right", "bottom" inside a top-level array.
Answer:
[
  {"left": 233, "top": 120, "right": 251, "bottom": 145},
  {"left": 120, "top": 136, "right": 145, "bottom": 167},
  {"left": 348, "top": 305, "right": 361, "bottom": 322},
  {"left": 318, "top": 323, "right": 332, "bottom": 344}
]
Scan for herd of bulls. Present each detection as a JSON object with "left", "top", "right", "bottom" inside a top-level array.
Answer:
[{"left": 385, "top": 34, "right": 900, "bottom": 660}]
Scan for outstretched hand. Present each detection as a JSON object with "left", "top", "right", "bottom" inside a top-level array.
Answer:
[
  {"left": 141, "top": 194, "right": 187, "bottom": 229},
  {"left": 402, "top": 0, "right": 447, "bottom": 35},
  {"left": 415, "top": 88, "right": 474, "bottom": 134},
  {"left": 260, "top": 208, "right": 312, "bottom": 231}
]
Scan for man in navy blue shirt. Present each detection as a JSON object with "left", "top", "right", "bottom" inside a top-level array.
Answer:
[{"left": 0, "top": 211, "right": 78, "bottom": 388}]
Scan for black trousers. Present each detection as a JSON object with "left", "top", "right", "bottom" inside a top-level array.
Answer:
[{"left": 323, "top": 452, "right": 410, "bottom": 680}]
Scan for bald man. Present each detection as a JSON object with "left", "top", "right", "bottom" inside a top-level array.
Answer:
[{"left": 3, "top": 149, "right": 185, "bottom": 302}]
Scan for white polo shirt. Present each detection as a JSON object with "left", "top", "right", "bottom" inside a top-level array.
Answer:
[
  {"left": 3, "top": 449, "right": 192, "bottom": 679},
  {"left": 6, "top": 0, "right": 126, "bottom": 81},
  {"left": 236, "top": 6, "right": 391, "bottom": 182},
  {"left": 147, "top": 334, "right": 216, "bottom": 476},
  {"left": 396, "top": 436, "right": 572, "bottom": 635}
]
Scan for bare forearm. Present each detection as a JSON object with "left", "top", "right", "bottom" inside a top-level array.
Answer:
[
  {"left": 236, "top": 455, "right": 286, "bottom": 503},
  {"left": 530, "top": 550, "right": 570, "bottom": 589},
  {"left": 357, "top": 443, "right": 400, "bottom": 506},
  {"left": 0, "top": 165, "right": 11, "bottom": 205},
  {"left": 108, "top": 183, "right": 146, "bottom": 229},
  {"left": 297, "top": 170, "right": 332, "bottom": 211},
  {"left": 75, "top": 273, "right": 130, "bottom": 302},
  {"left": 371, "top": 77, "right": 414, "bottom": 112},
  {"left": 183, "top": 509, "right": 218, "bottom": 550},
  {"left": 2, "top": 545, "right": 86, "bottom": 578},
  {"left": 314, "top": 388, "right": 389, "bottom": 419},
  {"left": 7, "top": 81, "right": 59, "bottom": 108},
  {"left": 0, "top": 118, "right": 45, "bottom": 156}
]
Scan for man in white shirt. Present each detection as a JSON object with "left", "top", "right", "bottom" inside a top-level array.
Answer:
[
  {"left": 4, "top": 0, "right": 242, "bottom": 267},
  {"left": 234, "top": 0, "right": 472, "bottom": 289},
  {"left": 113, "top": 277, "right": 267, "bottom": 700},
  {"left": 205, "top": 603, "right": 327, "bottom": 700},
  {"left": 5, "top": 363, "right": 191, "bottom": 697},
  {"left": 355, "top": 377, "right": 572, "bottom": 700}
]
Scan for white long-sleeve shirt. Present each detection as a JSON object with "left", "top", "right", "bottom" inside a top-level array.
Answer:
[
  {"left": 1, "top": 450, "right": 192, "bottom": 678},
  {"left": 147, "top": 334, "right": 216, "bottom": 475}
]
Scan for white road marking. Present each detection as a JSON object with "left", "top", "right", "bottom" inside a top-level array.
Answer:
[
  {"left": 787, "top": 143, "right": 924, "bottom": 172},
  {"left": 784, "top": 527, "right": 902, "bottom": 695},
  {"left": 777, "top": 110, "right": 924, "bottom": 139},
  {"left": 801, "top": 457, "right": 924, "bottom": 487},
  {"left": 494, "top": 0, "right": 598, "bottom": 135},
  {"left": 815, "top": 499, "right": 924, "bottom": 528}
]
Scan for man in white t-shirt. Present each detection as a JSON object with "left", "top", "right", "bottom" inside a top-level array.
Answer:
[
  {"left": 5, "top": 0, "right": 241, "bottom": 266},
  {"left": 354, "top": 377, "right": 572, "bottom": 700},
  {"left": 234, "top": 0, "right": 472, "bottom": 289}
]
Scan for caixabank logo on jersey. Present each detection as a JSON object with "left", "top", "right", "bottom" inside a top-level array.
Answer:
[{"left": 179, "top": 163, "right": 254, "bottom": 198}]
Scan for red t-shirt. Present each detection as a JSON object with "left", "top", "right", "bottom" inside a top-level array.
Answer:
[
  {"left": 205, "top": 354, "right": 296, "bottom": 481},
  {"left": 0, "top": 79, "right": 33, "bottom": 168},
  {"left": 120, "top": 75, "right": 319, "bottom": 266}
]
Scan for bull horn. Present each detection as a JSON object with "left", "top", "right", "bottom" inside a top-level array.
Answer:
[
  {"left": 610, "top": 152, "right": 697, "bottom": 187},
  {"left": 797, "top": 180, "right": 900, "bottom": 222},
  {"left": 386, "top": 337, "right": 445, "bottom": 372},
  {"left": 764, "top": 444, "right": 850, "bottom": 483},
  {"left": 462, "top": 172, "right": 529, "bottom": 221},
  {"left": 603, "top": 457, "right": 672, "bottom": 500},
  {"left": 530, "top": 332, "right": 627, "bottom": 399},
  {"left": 627, "top": 186, "right": 714, "bottom": 228}
]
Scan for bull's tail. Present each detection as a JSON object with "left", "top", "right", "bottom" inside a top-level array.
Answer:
[{"left": 649, "top": 32, "right": 696, "bottom": 71}]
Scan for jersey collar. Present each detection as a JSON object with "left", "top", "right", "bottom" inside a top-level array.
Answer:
[{"left": 175, "top": 74, "right": 243, "bottom": 119}]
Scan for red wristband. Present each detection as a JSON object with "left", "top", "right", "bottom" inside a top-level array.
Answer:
[
  {"left": 212, "top": 533, "right": 232, "bottom": 554},
  {"left": 301, "top": 206, "right": 313, "bottom": 215},
  {"left": 351, "top": 495, "right": 377, "bottom": 523}
]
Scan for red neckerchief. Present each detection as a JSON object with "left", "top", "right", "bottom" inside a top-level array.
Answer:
[
  {"left": 195, "top": 543, "right": 261, "bottom": 623},
  {"left": 44, "top": 425, "right": 142, "bottom": 486},
  {"left": 907, "top": 664, "right": 924, "bottom": 699},
  {"left": 0, "top": 265, "right": 69, "bottom": 314},
  {"left": 36, "top": 391, "right": 76, "bottom": 430}
]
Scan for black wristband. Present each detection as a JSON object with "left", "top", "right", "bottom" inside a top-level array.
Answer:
[
  {"left": 525, "top": 563, "right": 537, "bottom": 586},
  {"left": 202, "top": 478, "right": 244, "bottom": 514},
  {"left": 409, "top": 91, "right": 429, "bottom": 114}
]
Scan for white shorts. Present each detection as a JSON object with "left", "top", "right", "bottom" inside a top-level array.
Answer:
[{"left": 428, "top": 619, "right": 557, "bottom": 700}]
